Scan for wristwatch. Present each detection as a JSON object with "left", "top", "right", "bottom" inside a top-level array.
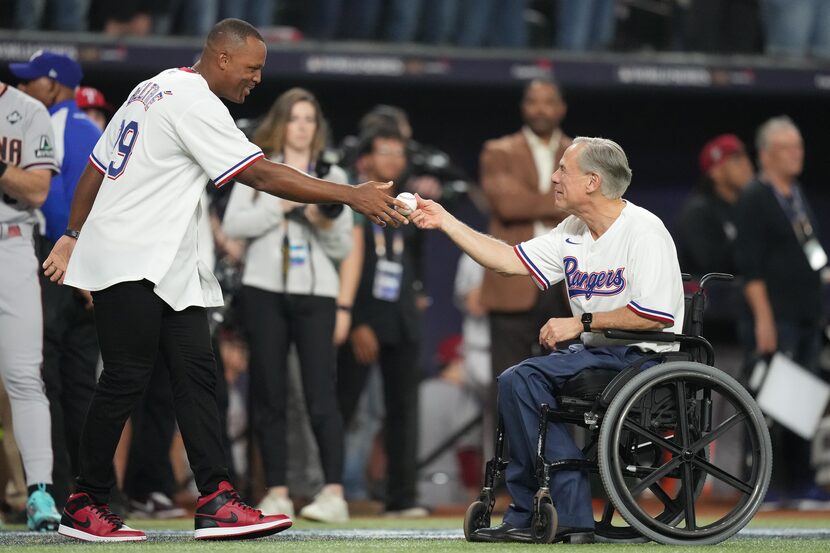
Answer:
[
  {"left": 64, "top": 228, "right": 80, "bottom": 239},
  {"left": 581, "top": 312, "right": 593, "bottom": 333}
]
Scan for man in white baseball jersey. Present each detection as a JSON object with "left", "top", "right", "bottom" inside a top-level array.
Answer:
[
  {"left": 410, "top": 137, "right": 684, "bottom": 543},
  {"left": 0, "top": 79, "right": 63, "bottom": 531},
  {"left": 41, "top": 19, "right": 407, "bottom": 543}
]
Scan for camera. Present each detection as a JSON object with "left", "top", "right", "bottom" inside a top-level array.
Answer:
[
  {"left": 285, "top": 202, "right": 344, "bottom": 223},
  {"left": 319, "top": 203, "right": 345, "bottom": 219}
]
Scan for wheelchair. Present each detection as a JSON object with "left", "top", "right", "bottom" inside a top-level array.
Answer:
[{"left": 464, "top": 273, "right": 773, "bottom": 545}]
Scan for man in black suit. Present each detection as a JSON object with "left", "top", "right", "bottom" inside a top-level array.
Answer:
[{"left": 337, "top": 124, "right": 425, "bottom": 517}]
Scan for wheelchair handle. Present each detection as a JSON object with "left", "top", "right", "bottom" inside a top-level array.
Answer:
[{"left": 698, "top": 272, "right": 734, "bottom": 291}]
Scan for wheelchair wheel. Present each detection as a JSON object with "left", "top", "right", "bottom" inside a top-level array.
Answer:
[
  {"left": 463, "top": 501, "right": 490, "bottom": 541},
  {"left": 531, "top": 498, "right": 557, "bottom": 544},
  {"left": 598, "top": 362, "right": 772, "bottom": 546},
  {"left": 593, "top": 403, "right": 709, "bottom": 543}
]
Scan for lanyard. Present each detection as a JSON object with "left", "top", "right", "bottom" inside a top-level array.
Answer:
[
  {"left": 766, "top": 180, "right": 814, "bottom": 244},
  {"left": 372, "top": 223, "right": 404, "bottom": 262}
]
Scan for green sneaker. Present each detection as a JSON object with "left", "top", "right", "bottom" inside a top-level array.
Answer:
[{"left": 27, "top": 483, "right": 61, "bottom": 532}]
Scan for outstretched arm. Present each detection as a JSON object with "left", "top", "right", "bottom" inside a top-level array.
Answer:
[
  {"left": 236, "top": 159, "right": 407, "bottom": 227},
  {"left": 410, "top": 193, "right": 527, "bottom": 277}
]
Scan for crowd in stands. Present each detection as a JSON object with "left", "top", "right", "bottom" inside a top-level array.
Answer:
[{"left": 2, "top": 0, "right": 830, "bottom": 59}]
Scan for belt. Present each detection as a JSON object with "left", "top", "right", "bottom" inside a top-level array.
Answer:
[{"left": 0, "top": 223, "right": 22, "bottom": 240}]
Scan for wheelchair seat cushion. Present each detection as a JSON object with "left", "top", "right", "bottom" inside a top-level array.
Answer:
[{"left": 559, "top": 368, "right": 622, "bottom": 401}]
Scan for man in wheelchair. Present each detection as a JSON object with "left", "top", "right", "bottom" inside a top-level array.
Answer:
[{"left": 410, "top": 137, "right": 685, "bottom": 543}]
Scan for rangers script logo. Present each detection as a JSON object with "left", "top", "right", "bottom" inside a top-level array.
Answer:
[{"left": 564, "top": 256, "right": 626, "bottom": 299}]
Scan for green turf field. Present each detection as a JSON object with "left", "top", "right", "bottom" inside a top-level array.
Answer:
[{"left": 2, "top": 516, "right": 829, "bottom": 552}]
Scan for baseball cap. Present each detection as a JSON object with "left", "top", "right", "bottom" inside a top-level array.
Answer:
[
  {"left": 699, "top": 134, "right": 746, "bottom": 174},
  {"left": 435, "top": 334, "right": 463, "bottom": 367},
  {"left": 76, "top": 86, "right": 113, "bottom": 113},
  {"left": 9, "top": 51, "right": 83, "bottom": 89}
]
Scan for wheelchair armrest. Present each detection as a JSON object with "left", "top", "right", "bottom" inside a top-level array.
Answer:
[{"left": 603, "top": 329, "right": 677, "bottom": 343}]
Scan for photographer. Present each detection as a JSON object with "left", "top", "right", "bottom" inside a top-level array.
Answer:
[
  {"left": 222, "top": 88, "right": 351, "bottom": 523},
  {"left": 340, "top": 105, "right": 472, "bottom": 208}
]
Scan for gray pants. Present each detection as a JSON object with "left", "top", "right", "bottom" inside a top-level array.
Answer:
[{"left": 0, "top": 224, "right": 52, "bottom": 485}]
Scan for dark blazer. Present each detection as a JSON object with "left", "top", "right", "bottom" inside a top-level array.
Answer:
[
  {"left": 352, "top": 215, "right": 423, "bottom": 345},
  {"left": 479, "top": 130, "right": 572, "bottom": 312}
]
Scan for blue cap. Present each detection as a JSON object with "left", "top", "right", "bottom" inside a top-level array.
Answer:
[{"left": 9, "top": 51, "right": 83, "bottom": 89}]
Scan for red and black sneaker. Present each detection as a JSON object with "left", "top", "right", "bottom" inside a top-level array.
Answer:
[
  {"left": 58, "top": 492, "right": 146, "bottom": 542},
  {"left": 194, "top": 481, "right": 292, "bottom": 540}
]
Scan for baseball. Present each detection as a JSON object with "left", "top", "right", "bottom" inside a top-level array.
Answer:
[{"left": 395, "top": 192, "right": 418, "bottom": 216}]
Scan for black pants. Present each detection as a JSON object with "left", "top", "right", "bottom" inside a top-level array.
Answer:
[
  {"left": 77, "top": 280, "right": 228, "bottom": 503},
  {"left": 242, "top": 287, "right": 343, "bottom": 487},
  {"left": 337, "top": 338, "right": 419, "bottom": 511},
  {"left": 739, "top": 318, "right": 822, "bottom": 496},
  {"left": 40, "top": 278, "right": 99, "bottom": 509},
  {"left": 122, "top": 356, "right": 177, "bottom": 501}
]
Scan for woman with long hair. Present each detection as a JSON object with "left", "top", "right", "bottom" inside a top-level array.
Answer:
[{"left": 222, "top": 88, "right": 351, "bottom": 522}]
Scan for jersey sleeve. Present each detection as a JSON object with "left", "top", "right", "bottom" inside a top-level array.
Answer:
[
  {"left": 626, "top": 232, "right": 680, "bottom": 325},
  {"left": 20, "top": 101, "right": 59, "bottom": 173},
  {"left": 176, "top": 98, "right": 263, "bottom": 188},
  {"left": 89, "top": 105, "right": 126, "bottom": 175},
  {"left": 513, "top": 225, "right": 565, "bottom": 291}
]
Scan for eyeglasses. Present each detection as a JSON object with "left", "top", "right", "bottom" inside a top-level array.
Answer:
[{"left": 374, "top": 147, "right": 406, "bottom": 158}]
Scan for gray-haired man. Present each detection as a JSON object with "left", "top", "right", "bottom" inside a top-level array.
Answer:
[{"left": 410, "top": 137, "right": 685, "bottom": 543}]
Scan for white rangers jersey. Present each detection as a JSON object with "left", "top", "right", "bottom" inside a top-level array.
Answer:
[
  {"left": 64, "top": 68, "right": 263, "bottom": 310},
  {"left": 515, "top": 201, "right": 685, "bottom": 352},
  {"left": 0, "top": 84, "right": 59, "bottom": 224}
]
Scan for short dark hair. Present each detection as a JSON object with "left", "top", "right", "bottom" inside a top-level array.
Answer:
[
  {"left": 522, "top": 77, "right": 564, "bottom": 102},
  {"left": 357, "top": 124, "right": 404, "bottom": 158},
  {"left": 206, "top": 18, "right": 264, "bottom": 49},
  {"left": 359, "top": 105, "right": 410, "bottom": 134}
]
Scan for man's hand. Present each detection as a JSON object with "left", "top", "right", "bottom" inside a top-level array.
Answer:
[
  {"left": 350, "top": 181, "right": 408, "bottom": 227},
  {"left": 350, "top": 324, "right": 379, "bottom": 365},
  {"left": 42, "top": 235, "right": 77, "bottom": 284},
  {"left": 754, "top": 317, "right": 777, "bottom": 354},
  {"left": 409, "top": 193, "right": 447, "bottom": 230},
  {"left": 539, "top": 317, "right": 582, "bottom": 350}
]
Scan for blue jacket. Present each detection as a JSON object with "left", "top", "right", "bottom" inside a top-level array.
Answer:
[{"left": 41, "top": 99, "right": 101, "bottom": 243}]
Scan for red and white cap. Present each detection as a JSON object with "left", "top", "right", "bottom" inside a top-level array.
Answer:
[
  {"left": 699, "top": 134, "right": 746, "bottom": 174},
  {"left": 76, "top": 86, "right": 113, "bottom": 113}
]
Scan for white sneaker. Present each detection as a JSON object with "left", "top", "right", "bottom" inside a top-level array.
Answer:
[
  {"left": 299, "top": 490, "right": 349, "bottom": 523},
  {"left": 384, "top": 506, "right": 429, "bottom": 518},
  {"left": 256, "top": 493, "right": 294, "bottom": 518}
]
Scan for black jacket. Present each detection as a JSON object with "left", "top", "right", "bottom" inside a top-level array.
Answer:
[
  {"left": 734, "top": 179, "right": 822, "bottom": 322},
  {"left": 352, "top": 215, "right": 424, "bottom": 345}
]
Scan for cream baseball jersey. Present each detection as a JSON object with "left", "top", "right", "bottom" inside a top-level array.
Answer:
[
  {"left": 0, "top": 84, "right": 59, "bottom": 224},
  {"left": 514, "top": 201, "right": 684, "bottom": 352},
  {"left": 64, "top": 68, "right": 263, "bottom": 310}
]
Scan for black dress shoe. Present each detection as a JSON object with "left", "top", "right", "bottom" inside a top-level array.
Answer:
[
  {"left": 470, "top": 522, "right": 533, "bottom": 543},
  {"left": 554, "top": 526, "right": 595, "bottom": 544}
]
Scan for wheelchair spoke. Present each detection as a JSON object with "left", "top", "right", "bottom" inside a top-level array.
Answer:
[
  {"left": 690, "top": 412, "right": 746, "bottom": 454},
  {"left": 691, "top": 457, "right": 754, "bottom": 495},
  {"left": 630, "top": 456, "right": 682, "bottom": 496},
  {"left": 648, "top": 482, "right": 676, "bottom": 512},
  {"left": 674, "top": 381, "right": 691, "bottom": 448},
  {"left": 681, "top": 463, "right": 697, "bottom": 530},
  {"left": 600, "top": 500, "right": 615, "bottom": 524},
  {"left": 622, "top": 420, "right": 683, "bottom": 455}
]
